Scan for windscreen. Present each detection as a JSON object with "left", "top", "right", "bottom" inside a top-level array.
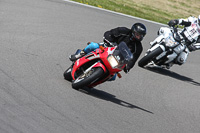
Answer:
[{"left": 112, "top": 42, "right": 133, "bottom": 65}]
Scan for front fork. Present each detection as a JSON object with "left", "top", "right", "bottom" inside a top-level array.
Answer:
[{"left": 149, "top": 43, "right": 188, "bottom": 65}]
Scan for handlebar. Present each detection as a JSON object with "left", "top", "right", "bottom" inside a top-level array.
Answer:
[{"left": 103, "top": 38, "right": 115, "bottom": 47}]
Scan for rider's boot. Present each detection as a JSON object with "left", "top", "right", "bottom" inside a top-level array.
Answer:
[
  {"left": 69, "top": 49, "right": 86, "bottom": 61},
  {"left": 165, "top": 63, "right": 173, "bottom": 69}
]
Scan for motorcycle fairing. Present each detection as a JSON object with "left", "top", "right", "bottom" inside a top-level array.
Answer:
[
  {"left": 71, "top": 50, "right": 107, "bottom": 80},
  {"left": 101, "top": 47, "right": 124, "bottom": 73}
]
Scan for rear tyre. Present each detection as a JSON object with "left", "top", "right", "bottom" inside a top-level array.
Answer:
[
  {"left": 138, "top": 47, "right": 163, "bottom": 67},
  {"left": 63, "top": 66, "right": 73, "bottom": 81},
  {"left": 72, "top": 67, "right": 104, "bottom": 90}
]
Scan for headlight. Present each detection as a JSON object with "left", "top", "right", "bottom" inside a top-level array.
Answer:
[
  {"left": 166, "top": 40, "right": 174, "bottom": 47},
  {"left": 165, "top": 36, "right": 178, "bottom": 47},
  {"left": 107, "top": 55, "right": 119, "bottom": 68}
]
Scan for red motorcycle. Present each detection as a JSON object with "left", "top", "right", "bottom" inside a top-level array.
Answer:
[{"left": 63, "top": 42, "right": 133, "bottom": 90}]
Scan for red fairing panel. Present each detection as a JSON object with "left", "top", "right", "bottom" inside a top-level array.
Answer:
[{"left": 71, "top": 51, "right": 106, "bottom": 80}]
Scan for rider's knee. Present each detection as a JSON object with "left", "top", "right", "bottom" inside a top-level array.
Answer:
[
  {"left": 108, "top": 74, "right": 117, "bottom": 81},
  {"left": 175, "top": 51, "right": 188, "bottom": 65},
  {"left": 84, "top": 42, "right": 99, "bottom": 53}
]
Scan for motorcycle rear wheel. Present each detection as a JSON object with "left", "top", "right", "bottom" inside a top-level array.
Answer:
[
  {"left": 72, "top": 67, "right": 104, "bottom": 90},
  {"left": 138, "top": 47, "right": 163, "bottom": 67}
]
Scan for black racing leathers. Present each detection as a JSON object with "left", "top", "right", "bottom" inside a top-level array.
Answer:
[{"left": 104, "top": 27, "right": 143, "bottom": 70}]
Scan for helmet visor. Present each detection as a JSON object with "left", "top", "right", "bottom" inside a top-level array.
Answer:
[
  {"left": 132, "top": 32, "right": 144, "bottom": 41},
  {"left": 198, "top": 15, "right": 200, "bottom": 26},
  {"left": 198, "top": 18, "right": 200, "bottom": 26}
]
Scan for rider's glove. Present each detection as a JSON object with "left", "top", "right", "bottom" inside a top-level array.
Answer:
[
  {"left": 188, "top": 44, "right": 196, "bottom": 52},
  {"left": 168, "top": 20, "right": 178, "bottom": 27},
  {"left": 124, "top": 65, "right": 130, "bottom": 74}
]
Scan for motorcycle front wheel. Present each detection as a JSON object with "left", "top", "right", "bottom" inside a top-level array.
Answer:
[
  {"left": 72, "top": 67, "right": 104, "bottom": 90},
  {"left": 63, "top": 66, "right": 73, "bottom": 81},
  {"left": 138, "top": 47, "right": 163, "bottom": 67}
]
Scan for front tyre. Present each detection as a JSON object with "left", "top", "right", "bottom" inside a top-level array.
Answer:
[
  {"left": 138, "top": 47, "right": 163, "bottom": 67},
  {"left": 63, "top": 66, "right": 73, "bottom": 81},
  {"left": 72, "top": 67, "right": 104, "bottom": 90}
]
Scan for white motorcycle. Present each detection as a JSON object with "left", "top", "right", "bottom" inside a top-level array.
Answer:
[{"left": 138, "top": 26, "right": 190, "bottom": 69}]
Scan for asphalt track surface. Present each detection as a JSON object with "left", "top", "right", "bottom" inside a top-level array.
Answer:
[{"left": 0, "top": 0, "right": 200, "bottom": 133}]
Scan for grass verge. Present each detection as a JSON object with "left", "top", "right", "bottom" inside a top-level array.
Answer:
[{"left": 71, "top": 0, "right": 200, "bottom": 24}]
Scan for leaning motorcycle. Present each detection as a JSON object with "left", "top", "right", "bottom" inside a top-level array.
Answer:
[
  {"left": 63, "top": 41, "right": 133, "bottom": 90},
  {"left": 138, "top": 26, "right": 190, "bottom": 68}
]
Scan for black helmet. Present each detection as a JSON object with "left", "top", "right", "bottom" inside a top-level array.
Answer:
[{"left": 131, "top": 23, "right": 146, "bottom": 41}]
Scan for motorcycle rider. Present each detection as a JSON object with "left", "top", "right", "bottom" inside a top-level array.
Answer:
[
  {"left": 69, "top": 23, "right": 147, "bottom": 75},
  {"left": 167, "top": 15, "right": 200, "bottom": 65}
]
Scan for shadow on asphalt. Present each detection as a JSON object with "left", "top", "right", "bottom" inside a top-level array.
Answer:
[
  {"left": 78, "top": 87, "right": 154, "bottom": 114},
  {"left": 144, "top": 66, "right": 200, "bottom": 86}
]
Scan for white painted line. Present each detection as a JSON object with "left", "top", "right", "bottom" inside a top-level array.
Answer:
[{"left": 63, "top": 0, "right": 167, "bottom": 26}]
